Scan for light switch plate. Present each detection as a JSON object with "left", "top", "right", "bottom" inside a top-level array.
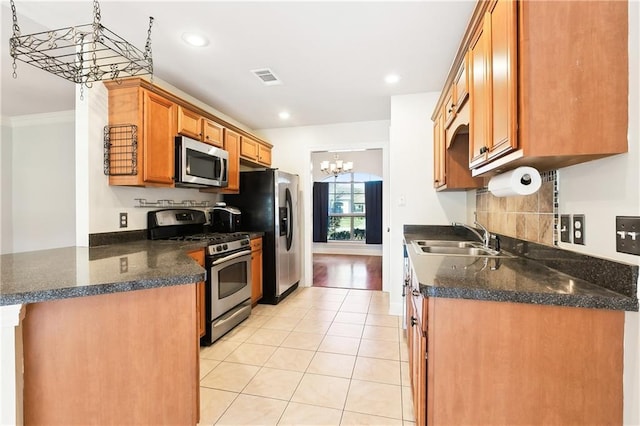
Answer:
[
  {"left": 560, "top": 215, "right": 571, "bottom": 243},
  {"left": 616, "top": 216, "right": 640, "bottom": 256},
  {"left": 573, "top": 214, "right": 585, "bottom": 245}
]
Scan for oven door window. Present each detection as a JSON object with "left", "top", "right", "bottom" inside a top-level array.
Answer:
[
  {"left": 186, "top": 148, "right": 224, "bottom": 181},
  {"left": 217, "top": 260, "right": 248, "bottom": 299}
]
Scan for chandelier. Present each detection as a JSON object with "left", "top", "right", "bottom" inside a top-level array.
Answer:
[
  {"left": 320, "top": 155, "right": 354, "bottom": 177},
  {"left": 9, "top": 0, "right": 154, "bottom": 97}
]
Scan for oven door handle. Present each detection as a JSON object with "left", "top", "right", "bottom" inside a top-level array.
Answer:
[{"left": 211, "top": 250, "right": 251, "bottom": 266}]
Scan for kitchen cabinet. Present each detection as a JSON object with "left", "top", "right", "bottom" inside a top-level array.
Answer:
[
  {"left": 241, "top": 135, "right": 272, "bottom": 166},
  {"left": 106, "top": 78, "right": 273, "bottom": 189},
  {"left": 106, "top": 80, "right": 176, "bottom": 187},
  {"left": 404, "top": 254, "right": 624, "bottom": 425},
  {"left": 177, "top": 105, "right": 224, "bottom": 148},
  {"left": 224, "top": 129, "right": 241, "bottom": 193},
  {"left": 22, "top": 284, "right": 199, "bottom": 425},
  {"left": 434, "top": 104, "right": 483, "bottom": 191},
  {"left": 432, "top": 0, "right": 628, "bottom": 177},
  {"left": 469, "top": 0, "right": 518, "bottom": 169},
  {"left": 406, "top": 269, "right": 427, "bottom": 426},
  {"left": 187, "top": 249, "right": 206, "bottom": 338},
  {"left": 250, "top": 237, "right": 263, "bottom": 305},
  {"left": 433, "top": 110, "right": 445, "bottom": 189}
]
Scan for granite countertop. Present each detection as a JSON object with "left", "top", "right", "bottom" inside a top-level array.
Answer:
[
  {"left": 405, "top": 225, "right": 639, "bottom": 311},
  {"left": 0, "top": 240, "right": 207, "bottom": 306}
]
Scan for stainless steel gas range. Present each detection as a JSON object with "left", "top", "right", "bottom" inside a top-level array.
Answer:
[{"left": 147, "top": 209, "right": 252, "bottom": 345}]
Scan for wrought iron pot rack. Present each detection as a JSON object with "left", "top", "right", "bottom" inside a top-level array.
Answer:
[{"left": 9, "top": 0, "right": 154, "bottom": 95}]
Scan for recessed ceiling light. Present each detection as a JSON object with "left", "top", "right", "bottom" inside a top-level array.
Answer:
[
  {"left": 279, "top": 111, "right": 290, "bottom": 120},
  {"left": 385, "top": 74, "right": 401, "bottom": 84},
  {"left": 181, "top": 32, "right": 209, "bottom": 47}
]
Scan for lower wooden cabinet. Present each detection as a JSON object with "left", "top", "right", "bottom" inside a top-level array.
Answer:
[
  {"left": 406, "top": 271, "right": 427, "bottom": 426},
  {"left": 405, "top": 257, "right": 624, "bottom": 425},
  {"left": 250, "top": 237, "right": 263, "bottom": 305},
  {"left": 187, "top": 249, "right": 206, "bottom": 338}
]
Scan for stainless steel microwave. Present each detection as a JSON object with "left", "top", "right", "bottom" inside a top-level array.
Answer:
[{"left": 175, "top": 136, "right": 228, "bottom": 188}]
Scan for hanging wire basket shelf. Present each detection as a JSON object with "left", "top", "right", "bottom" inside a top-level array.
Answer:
[{"left": 104, "top": 124, "right": 138, "bottom": 176}]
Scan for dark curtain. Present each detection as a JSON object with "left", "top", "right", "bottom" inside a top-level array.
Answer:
[
  {"left": 313, "top": 182, "right": 329, "bottom": 242},
  {"left": 365, "top": 181, "right": 383, "bottom": 244}
]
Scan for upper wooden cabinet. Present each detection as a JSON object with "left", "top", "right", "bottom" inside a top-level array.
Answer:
[
  {"left": 433, "top": 0, "right": 629, "bottom": 177},
  {"left": 177, "top": 106, "right": 224, "bottom": 148},
  {"left": 241, "top": 135, "right": 272, "bottom": 166},
  {"left": 470, "top": 0, "right": 518, "bottom": 169},
  {"left": 202, "top": 119, "right": 224, "bottom": 148},
  {"left": 433, "top": 110, "right": 446, "bottom": 189},
  {"left": 224, "top": 129, "right": 241, "bottom": 193},
  {"left": 105, "top": 80, "right": 176, "bottom": 187},
  {"left": 105, "top": 78, "right": 273, "bottom": 188}
]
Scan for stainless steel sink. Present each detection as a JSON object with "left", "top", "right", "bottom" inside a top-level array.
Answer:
[
  {"left": 411, "top": 240, "right": 512, "bottom": 258},
  {"left": 412, "top": 240, "right": 483, "bottom": 248}
]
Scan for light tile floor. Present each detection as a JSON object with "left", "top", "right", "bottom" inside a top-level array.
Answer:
[{"left": 199, "top": 286, "right": 414, "bottom": 426}]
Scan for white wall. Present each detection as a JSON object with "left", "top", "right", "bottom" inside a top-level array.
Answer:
[
  {"left": 388, "top": 92, "right": 468, "bottom": 313},
  {"left": 258, "top": 121, "right": 390, "bottom": 293},
  {"left": 1, "top": 119, "right": 12, "bottom": 254},
  {"left": 556, "top": 2, "right": 639, "bottom": 423},
  {"left": 310, "top": 149, "right": 383, "bottom": 182},
  {"left": 9, "top": 112, "right": 76, "bottom": 253}
]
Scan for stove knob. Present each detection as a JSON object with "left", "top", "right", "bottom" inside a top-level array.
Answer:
[
  {"left": 216, "top": 246, "right": 222, "bottom": 252},
  {"left": 223, "top": 244, "right": 228, "bottom": 250}
]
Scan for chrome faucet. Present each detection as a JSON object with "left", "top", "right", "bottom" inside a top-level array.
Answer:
[{"left": 452, "top": 215, "right": 491, "bottom": 248}]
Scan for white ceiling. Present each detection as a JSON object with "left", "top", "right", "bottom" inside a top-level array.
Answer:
[{"left": 1, "top": 0, "right": 475, "bottom": 130}]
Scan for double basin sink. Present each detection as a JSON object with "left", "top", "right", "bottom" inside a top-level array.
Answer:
[{"left": 411, "top": 240, "right": 513, "bottom": 258}]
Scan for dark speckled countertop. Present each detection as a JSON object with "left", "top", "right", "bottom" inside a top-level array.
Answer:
[
  {"left": 0, "top": 240, "right": 207, "bottom": 306},
  {"left": 405, "top": 225, "right": 638, "bottom": 311}
]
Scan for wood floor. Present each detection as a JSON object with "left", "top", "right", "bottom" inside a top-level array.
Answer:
[{"left": 312, "top": 254, "right": 382, "bottom": 291}]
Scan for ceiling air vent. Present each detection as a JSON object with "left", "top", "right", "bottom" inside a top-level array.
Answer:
[{"left": 251, "top": 68, "right": 282, "bottom": 86}]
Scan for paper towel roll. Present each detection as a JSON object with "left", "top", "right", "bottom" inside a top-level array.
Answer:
[{"left": 487, "top": 166, "right": 542, "bottom": 197}]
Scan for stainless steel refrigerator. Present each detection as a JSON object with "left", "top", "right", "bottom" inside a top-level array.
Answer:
[{"left": 224, "top": 169, "right": 300, "bottom": 304}]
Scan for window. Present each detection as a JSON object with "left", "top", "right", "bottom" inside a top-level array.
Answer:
[{"left": 324, "top": 173, "right": 376, "bottom": 241}]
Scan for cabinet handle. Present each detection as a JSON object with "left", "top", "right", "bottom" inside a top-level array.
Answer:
[
  {"left": 411, "top": 316, "right": 417, "bottom": 327},
  {"left": 480, "top": 146, "right": 488, "bottom": 154},
  {"left": 411, "top": 289, "right": 420, "bottom": 297}
]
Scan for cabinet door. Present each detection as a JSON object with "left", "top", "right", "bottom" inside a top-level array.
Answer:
[
  {"left": 143, "top": 90, "right": 175, "bottom": 185},
  {"left": 409, "top": 295, "right": 427, "bottom": 426},
  {"left": 433, "top": 111, "right": 446, "bottom": 188},
  {"left": 177, "top": 106, "right": 202, "bottom": 140},
  {"left": 469, "top": 17, "right": 490, "bottom": 168},
  {"left": 187, "top": 249, "right": 206, "bottom": 338},
  {"left": 443, "top": 86, "right": 456, "bottom": 129},
  {"left": 454, "top": 52, "right": 469, "bottom": 110},
  {"left": 203, "top": 119, "right": 224, "bottom": 148},
  {"left": 487, "top": 0, "right": 518, "bottom": 160},
  {"left": 257, "top": 144, "right": 272, "bottom": 166},
  {"left": 250, "top": 238, "right": 263, "bottom": 305},
  {"left": 240, "top": 136, "right": 259, "bottom": 161},
  {"left": 224, "top": 129, "right": 241, "bottom": 192}
]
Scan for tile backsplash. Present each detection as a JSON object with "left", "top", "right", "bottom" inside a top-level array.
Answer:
[{"left": 476, "top": 171, "right": 557, "bottom": 246}]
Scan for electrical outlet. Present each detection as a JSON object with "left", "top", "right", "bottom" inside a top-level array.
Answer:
[
  {"left": 616, "top": 216, "right": 640, "bottom": 256},
  {"left": 560, "top": 215, "right": 571, "bottom": 243},
  {"left": 573, "top": 214, "right": 585, "bottom": 245},
  {"left": 119, "top": 212, "right": 128, "bottom": 228}
]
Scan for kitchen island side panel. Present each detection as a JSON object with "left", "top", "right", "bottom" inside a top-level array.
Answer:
[{"left": 22, "top": 284, "right": 199, "bottom": 425}]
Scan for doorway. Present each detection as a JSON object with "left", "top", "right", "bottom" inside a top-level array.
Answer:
[{"left": 310, "top": 149, "right": 384, "bottom": 290}]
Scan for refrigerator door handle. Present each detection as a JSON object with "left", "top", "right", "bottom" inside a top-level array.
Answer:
[{"left": 285, "top": 187, "right": 293, "bottom": 251}]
